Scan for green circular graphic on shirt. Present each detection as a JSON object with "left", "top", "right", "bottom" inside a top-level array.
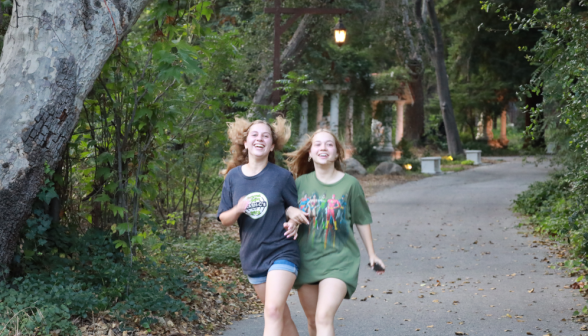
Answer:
[{"left": 245, "top": 192, "right": 268, "bottom": 219}]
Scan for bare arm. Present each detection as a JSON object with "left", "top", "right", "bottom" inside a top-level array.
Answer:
[
  {"left": 219, "top": 197, "right": 249, "bottom": 226},
  {"left": 286, "top": 206, "right": 310, "bottom": 224},
  {"left": 356, "top": 224, "right": 386, "bottom": 274}
]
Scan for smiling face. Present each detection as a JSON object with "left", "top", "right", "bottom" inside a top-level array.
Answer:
[
  {"left": 309, "top": 131, "right": 338, "bottom": 166},
  {"left": 244, "top": 123, "right": 275, "bottom": 159}
]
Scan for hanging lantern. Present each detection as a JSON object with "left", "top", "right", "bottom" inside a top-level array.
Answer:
[{"left": 334, "top": 18, "right": 346, "bottom": 47}]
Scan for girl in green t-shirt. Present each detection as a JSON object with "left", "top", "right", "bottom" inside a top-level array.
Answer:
[{"left": 286, "top": 130, "right": 385, "bottom": 336}]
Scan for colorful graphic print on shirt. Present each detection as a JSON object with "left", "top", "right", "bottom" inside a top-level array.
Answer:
[
  {"left": 298, "top": 192, "right": 349, "bottom": 249},
  {"left": 244, "top": 192, "right": 268, "bottom": 219}
]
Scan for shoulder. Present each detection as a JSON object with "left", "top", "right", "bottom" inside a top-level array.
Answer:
[
  {"left": 296, "top": 171, "right": 314, "bottom": 184},
  {"left": 343, "top": 174, "right": 364, "bottom": 193},
  {"left": 343, "top": 173, "right": 360, "bottom": 185},
  {"left": 225, "top": 166, "right": 243, "bottom": 180},
  {"left": 268, "top": 162, "right": 293, "bottom": 178}
]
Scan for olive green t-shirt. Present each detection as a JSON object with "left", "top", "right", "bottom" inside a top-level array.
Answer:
[{"left": 294, "top": 172, "right": 372, "bottom": 299}]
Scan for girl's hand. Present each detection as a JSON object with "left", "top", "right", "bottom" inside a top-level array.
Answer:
[
  {"left": 236, "top": 196, "right": 250, "bottom": 213},
  {"left": 369, "top": 256, "right": 386, "bottom": 275},
  {"left": 286, "top": 206, "right": 310, "bottom": 225},
  {"left": 283, "top": 220, "right": 299, "bottom": 240}
]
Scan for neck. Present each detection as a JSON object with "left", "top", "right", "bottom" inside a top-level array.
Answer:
[
  {"left": 314, "top": 162, "right": 339, "bottom": 181},
  {"left": 243, "top": 155, "right": 269, "bottom": 176}
]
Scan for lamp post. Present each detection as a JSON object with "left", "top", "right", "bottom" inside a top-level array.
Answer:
[{"left": 265, "top": 0, "right": 348, "bottom": 109}]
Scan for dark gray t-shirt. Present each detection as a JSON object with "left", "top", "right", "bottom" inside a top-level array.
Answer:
[{"left": 216, "top": 163, "right": 300, "bottom": 276}]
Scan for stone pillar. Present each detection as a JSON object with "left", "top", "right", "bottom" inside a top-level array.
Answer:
[
  {"left": 395, "top": 100, "right": 406, "bottom": 144},
  {"left": 316, "top": 92, "right": 324, "bottom": 129},
  {"left": 345, "top": 96, "right": 354, "bottom": 159},
  {"left": 330, "top": 91, "right": 340, "bottom": 136},
  {"left": 370, "top": 101, "right": 382, "bottom": 145},
  {"left": 298, "top": 96, "right": 309, "bottom": 147},
  {"left": 382, "top": 104, "right": 394, "bottom": 151}
]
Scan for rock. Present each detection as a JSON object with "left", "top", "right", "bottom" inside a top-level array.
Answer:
[
  {"left": 344, "top": 158, "right": 367, "bottom": 176},
  {"left": 374, "top": 161, "right": 403, "bottom": 175}
]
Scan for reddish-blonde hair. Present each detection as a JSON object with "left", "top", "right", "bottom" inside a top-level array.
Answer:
[
  {"left": 222, "top": 117, "right": 291, "bottom": 176},
  {"left": 285, "top": 129, "right": 346, "bottom": 179}
]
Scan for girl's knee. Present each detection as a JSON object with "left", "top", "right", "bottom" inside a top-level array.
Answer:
[
  {"left": 314, "top": 311, "right": 334, "bottom": 328},
  {"left": 264, "top": 303, "right": 284, "bottom": 321}
]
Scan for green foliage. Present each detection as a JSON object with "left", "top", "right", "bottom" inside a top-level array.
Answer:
[
  {"left": 396, "top": 139, "right": 415, "bottom": 159},
  {"left": 2, "top": 229, "right": 206, "bottom": 335},
  {"left": 460, "top": 160, "right": 474, "bottom": 165},
  {"left": 352, "top": 135, "right": 379, "bottom": 167},
  {"left": 512, "top": 172, "right": 588, "bottom": 259},
  {"left": 161, "top": 234, "right": 241, "bottom": 265}
]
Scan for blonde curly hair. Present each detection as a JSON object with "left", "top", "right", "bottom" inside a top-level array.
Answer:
[
  {"left": 222, "top": 116, "right": 291, "bottom": 176},
  {"left": 285, "top": 129, "right": 346, "bottom": 179}
]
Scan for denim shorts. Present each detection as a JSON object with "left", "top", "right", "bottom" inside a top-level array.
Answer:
[{"left": 247, "top": 259, "right": 299, "bottom": 285}]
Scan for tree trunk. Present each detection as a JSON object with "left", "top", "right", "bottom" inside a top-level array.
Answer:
[
  {"left": 404, "top": 60, "right": 425, "bottom": 143},
  {"left": 252, "top": 14, "right": 312, "bottom": 107},
  {"left": 415, "top": 0, "right": 463, "bottom": 156},
  {"left": 401, "top": 0, "right": 425, "bottom": 144},
  {"left": 0, "top": 0, "right": 151, "bottom": 267}
]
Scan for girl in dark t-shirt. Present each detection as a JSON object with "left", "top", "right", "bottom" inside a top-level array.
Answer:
[{"left": 217, "top": 117, "right": 308, "bottom": 336}]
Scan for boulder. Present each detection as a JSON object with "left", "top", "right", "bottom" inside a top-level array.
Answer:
[
  {"left": 374, "top": 161, "right": 403, "bottom": 175},
  {"left": 344, "top": 158, "right": 367, "bottom": 176}
]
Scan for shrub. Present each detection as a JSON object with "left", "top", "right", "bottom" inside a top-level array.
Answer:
[
  {"left": 461, "top": 160, "right": 474, "bottom": 165},
  {"left": 353, "top": 135, "right": 379, "bottom": 167},
  {"left": 1, "top": 230, "right": 205, "bottom": 335}
]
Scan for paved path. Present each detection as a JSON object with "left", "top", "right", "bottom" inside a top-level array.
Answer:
[{"left": 222, "top": 158, "right": 586, "bottom": 336}]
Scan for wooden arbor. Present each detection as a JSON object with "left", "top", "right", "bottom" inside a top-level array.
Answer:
[{"left": 265, "top": 0, "right": 347, "bottom": 108}]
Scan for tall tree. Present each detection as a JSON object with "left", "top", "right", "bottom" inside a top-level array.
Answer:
[
  {"left": 401, "top": 0, "right": 425, "bottom": 144},
  {"left": 415, "top": 0, "right": 463, "bottom": 155},
  {"left": 0, "top": 0, "right": 151, "bottom": 267}
]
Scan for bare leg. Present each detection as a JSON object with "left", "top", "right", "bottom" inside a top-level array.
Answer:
[
  {"left": 254, "top": 271, "right": 299, "bottom": 336},
  {"left": 298, "top": 284, "right": 319, "bottom": 336},
  {"left": 305, "top": 279, "right": 346, "bottom": 336}
]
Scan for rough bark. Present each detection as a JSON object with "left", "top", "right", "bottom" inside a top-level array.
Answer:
[
  {"left": 404, "top": 59, "right": 425, "bottom": 143},
  {"left": 414, "top": 0, "right": 463, "bottom": 155},
  {"left": 252, "top": 14, "right": 312, "bottom": 107},
  {"left": 0, "top": 0, "right": 152, "bottom": 266},
  {"left": 401, "top": 0, "right": 425, "bottom": 144}
]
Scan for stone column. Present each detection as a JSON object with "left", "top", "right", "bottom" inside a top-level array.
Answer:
[
  {"left": 476, "top": 113, "right": 486, "bottom": 140},
  {"left": 371, "top": 101, "right": 382, "bottom": 145},
  {"left": 345, "top": 96, "right": 354, "bottom": 159},
  {"left": 330, "top": 91, "right": 340, "bottom": 136},
  {"left": 316, "top": 92, "right": 324, "bottom": 129},
  {"left": 395, "top": 100, "right": 406, "bottom": 144},
  {"left": 382, "top": 104, "right": 394, "bottom": 150},
  {"left": 298, "top": 96, "right": 309, "bottom": 147}
]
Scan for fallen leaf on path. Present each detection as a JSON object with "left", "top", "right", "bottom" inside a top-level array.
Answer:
[{"left": 528, "top": 288, "right": 534, "bottom": 293}]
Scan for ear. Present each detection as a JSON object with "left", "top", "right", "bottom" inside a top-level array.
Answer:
[{"left": 270, "top": 144, "right": 275, "bottom": 152}]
